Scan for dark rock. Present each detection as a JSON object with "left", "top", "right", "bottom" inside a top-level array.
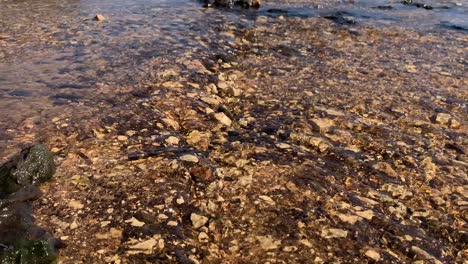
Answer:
[
  {"left": 267, "top": 8, "right": 289, "bottom": 14},
  {"left": 202, "top": 0, "right": 260, "bottom": 9},
  {"left": 324, "top": 11, "right": 356, "bottom": 25},
  {"left": 401, "top": 0, "right": 433, "bottom": 10},
  {"left": 0, "top": 239, "right": 58, "bottom": 264},
  {"left": 272, "top": 44, "right": 301, "bottom": 57},
  {"left": 0, "top": 144, "right": 56, "bottom": 198},
  {"left": 0, "top": 145, "right": 58, "bottom": 263},
  {"left": 374, "top": 5, "right": 394, "bottom": 10}
]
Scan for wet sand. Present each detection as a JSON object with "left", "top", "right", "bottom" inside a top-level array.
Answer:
[{"left": 0, "top": 0, "right": 467, "bottom": 263}]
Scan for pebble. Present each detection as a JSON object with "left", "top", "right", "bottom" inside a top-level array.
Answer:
[
  {"left": 227, "top": 87, "right": 241, "bottom": 97},
  {"left": 162, "top": 118, "right": 180, "bottom": 130},
  {"left": 186, "top": 130, "right": 206, "bottom": 145},
  {"left": 167, "top": 221, "right": 178, "bottom": 226},
  {"left": 214, "top": 112, "right": 232, "bottom": 126},
  {"left": 158, "top": 214, "right": 169, "bottom": 220},
  {"left": 70, "top": 221, "right": 78, "bottom": 229},
  {"left": 355, "top": 210, "right": 374, "bottom": 220},
  {"left": 276, "top": 143, "right": 291, "bottom": 149},
  {"left": 129, "top": 238, "right": 156, "bottom": 254},
  {"left": 165, "top": 136, "right": 180, "bottom": 145},
  {"left": 364, "top": 250, "right": 381, "bottom": 261},
  {"left": 176, "top": 196, "right": 185, "bottom": 204},
  {"left": 449, "top": 118, "right": 461, "bottom": 129},
  {"left": 374, "top": 162, "right": 398, "bottom": 178},
  {"left": 94, "top": 14, "right": 105, "bottom": 21},
  {"left": 110, "top": 228, "right": 123, "bottom": 239},
  {"left": 117, "top": 135, "right": 128, "bottom": 141},
  {"left": 410, "top": 246, "right": 443, "bottom": 264},
  {"left": 180, "top": 154, "right": 199, "bottom": 163},
  {"left": 217, "top": 81, "right": 229, "bottom": 90},
  {"left": 259, "top": 195, "right": 276, "bottom": 205},
  {"left": 337, "top": 214, "right": 360, "bottom": 224},
  {"left": 201, "top": 97, "right": 220, "bottom": 106},
  {"left": 125, "top": 217, "right": 145, "bottom": 227},
  {"left": 310, "top": 118, "right": 334, "bottom": 133},
  {"left": 432, "top": 112, "right": 450, "bottom": 125},
  {"left": 256, "top": 235, "right": 281, "bottom": 250},
  {"left": 126, "top": 130, "right": 137, "bottom": 136},
  {"left": 191, "top": 213, "right": 209, "bottom": 229},
  {"left": 68, "top": 200, "right": 84, "bottom": 210},
  {"left": 198, "top": 232, "right": 209, "bottom": 243},
  {"left": 321, "top": 228, "right": 348, "bottom": 238}
]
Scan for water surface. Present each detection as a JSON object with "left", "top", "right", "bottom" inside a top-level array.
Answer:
[{"left": 0, "top": 0, "right": 466, "bottom": 155}]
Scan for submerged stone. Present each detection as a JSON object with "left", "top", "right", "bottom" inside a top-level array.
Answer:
[
  {"left": 0, "top": 145, "right": 58, "bottom": 264},
  {"left": 0, "top": 144, "right": 55, "bottom": 198},
  {"left": 202, "top": 0, "right": 260, "bottom": 8},
  {"left": 1, "top": 239, "right": 58, "bottom": 264}
]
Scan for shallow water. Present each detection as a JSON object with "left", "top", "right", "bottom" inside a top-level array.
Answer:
[{"left": 0, "top": 0, "right": 466, "bottom": 155}]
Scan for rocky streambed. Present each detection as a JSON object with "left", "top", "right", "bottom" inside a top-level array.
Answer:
[{"left": 1, "top": 0, "right": 467, "bottom": 263}]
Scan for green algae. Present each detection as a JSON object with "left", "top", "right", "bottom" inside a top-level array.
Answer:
[
  {"left": 0, "top": 144, "right": 55, "bottom": 198},
  {"left": 1, "top": 239, "right": 57, "bottom": 264}
]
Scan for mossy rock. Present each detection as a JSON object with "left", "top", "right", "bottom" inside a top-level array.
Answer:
[
  {"left": 0, "top": 239, "right": 57, "bottom": 264},
  {"left": 0, "top": 144, "right": 55, "bottom": 198}
]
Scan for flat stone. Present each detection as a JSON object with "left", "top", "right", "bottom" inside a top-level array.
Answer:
[
  {"left": 110, "top": 228, "right": 123, "bottom": 239},
  {"left": 201, "top": 97, "right": 220, "bottom": 106},
  {"left": 355, "top": 210, "right": 374, "bottom": 220},
  {"left": 238, "top": 175, "right": 253, "bottom": 186},
  {"left": 364, "top": 249, "right": 381, "bottom": 261},
  {"left": 129, "top": 238, "right": 156, "bottom": 254},
  {"left": 68, "top": 200, "right": 84, "bottom": 210},
  {"left": 180, "top": 154, "right": 199, "bottom": 163},
  {"left": 162, "top": 118, "right": 180, "bottom": 130},
  {"left": 337, "top": 214, "right": 361, "bottom": 224},
  {"left": 311, "top": 118, "right": 334, "bottom": 133},
  {"left": 256, "top": 235, "right": 281, "bottom": 250},
  {"left": 214, "top": 112, "right": 232, "bottom": 126},
  {"left": 125, "top": 217, "right": 145, "bottom": 227},
  {"left": 167, "top": 221, "right": 178, "bottom": 226},
  {"left": 217, "top": 81, "right": 229, "bottom": 90},
  {"left": 276, "top": 143, "right": 291, "bottom": 149},
  {"left": 321, "top": 228, "right": 348, "bottom": 239},
  {"left": 165, "top": 136, "right": 180, "bottom": 145},
  {"left": 410, "top": 246, "right": 443, "bottom": 264},
  {"left": 227, "top": 87, "right": 241, "bottom": 97},
  {"left": 374, "top": 162, "right": 398, "bottom": 178},
  {"left": 117, "top": 135, "right": 128, "bottom": 141},
  {"left": 432, "top": 113, "right": 451, "bottom": 125},
  {"left": 259, "top": 195, "right": 276, "bottom": 205},
  {"left": 186, "top": 130, "right": 209, "bottom": 146}
]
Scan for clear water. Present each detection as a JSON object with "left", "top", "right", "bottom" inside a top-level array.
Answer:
[{"left": 0, "top": 0, "right": 466, "bottom": 154}]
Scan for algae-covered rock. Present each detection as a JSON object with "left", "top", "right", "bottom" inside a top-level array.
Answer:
[
  {"left": 0, "top": 144, "right": 58, "bottom": 264},
  {"left": 0, "top": 239, "right": 58, "bottom": 264},
  {"left": 0, "top": 144, "right": 55, "bottom": 198}
]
